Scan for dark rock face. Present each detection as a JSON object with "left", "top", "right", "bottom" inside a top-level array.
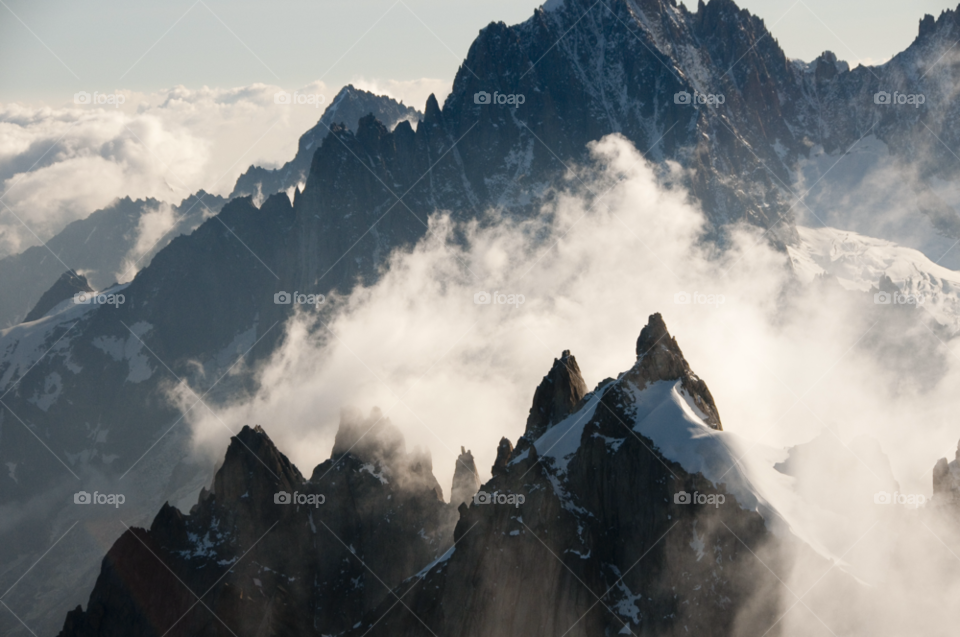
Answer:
[
  {"left": 59, "top": 314, "right": 789, "bottom": 637},
  {"left": 524, "top": 350, "right": 588, "bottom": 440},
  {"left": 23, "top": 271, "right": 92, "bottom": 323},
  {"left": 492, "top": 437, "right": 514, "bottom": 477},
  {"left": 59, "top": 418, "right": 459, "bottom": 637}
]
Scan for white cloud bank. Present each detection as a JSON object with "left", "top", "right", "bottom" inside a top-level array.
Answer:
[
  {"left": 176, "top": 132, "right": 960, "bottom": 634},
  {"left": 0, "top": 79, "right": 443, "bottom": 259},
  {"left": 181, "top": 133, "right": 959, "bottom": 499}
]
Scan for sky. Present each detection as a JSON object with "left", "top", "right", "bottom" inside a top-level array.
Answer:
[{"left": 2, "top": 0, "right": 958, "bottom": 108}]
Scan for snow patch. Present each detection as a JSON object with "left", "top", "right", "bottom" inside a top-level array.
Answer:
[{"left": 92, "top": 321, "right": 155, "bottom": 383}]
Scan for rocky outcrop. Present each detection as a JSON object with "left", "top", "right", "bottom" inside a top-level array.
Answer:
[
  {"left": 632, "top": 313, "right": 722, "bottom": 430},
  {"left": 523, "top": 350, "right": 588, "bottom": 439},
  {"left": 492, "top": 437, "right": 514, "bottom": 477},
  {"left": 451, "top": 447, "right": 482, "bottom": 506}
]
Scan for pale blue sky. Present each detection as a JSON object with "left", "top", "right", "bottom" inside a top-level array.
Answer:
[{"left": 1, "top": 0, "right": 956, "bottom": 104}]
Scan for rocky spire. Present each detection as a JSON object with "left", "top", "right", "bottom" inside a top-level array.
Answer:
[
  {"left": 492, "top": 437, "right": 514, "bottom": 477},
  {"left": 631, "top": 313, "right": 722, "bottom": 430},
  {"left": 523, "top": 350, "right": 588, "bottom": 440},
  {"left": 450, "top": 446, "right": 482, "bottom": 506}
]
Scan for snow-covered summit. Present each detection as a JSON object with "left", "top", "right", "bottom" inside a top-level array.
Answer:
[
  {"left": 528, "top": 313, "right": 910, "bottom": 568},
  {"left": 789, "top": 225, "right": 960, "bottom": 332}
]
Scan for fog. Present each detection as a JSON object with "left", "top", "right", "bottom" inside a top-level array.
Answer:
[
  {"left": 0, "top": 81, "right": 327, "bottom": 258},
  {"left": 180, "top": 133, "right": 960, "bottom": 635}
]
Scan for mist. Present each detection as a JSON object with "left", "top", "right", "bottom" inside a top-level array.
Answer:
[
  {"left": 0, "top": 81, "right": 330, "bottom": 258},
  {"left": 178, "top": 133, "right": 960, "bottom": 635}
]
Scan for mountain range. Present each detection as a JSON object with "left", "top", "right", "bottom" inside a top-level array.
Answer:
[{"left": 3, "top": 0, "right": 960, "bottom": 635}]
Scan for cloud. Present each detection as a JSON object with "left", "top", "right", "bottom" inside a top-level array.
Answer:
[
  {"left": 177, "top": 133, "right": 960, "bottom": 633},
  {"left": 178, "top": 133, "right": 960, "bottom": 494},
  {"left": 0, "top": 81, "right": 332, "bottom": 258},
  {"left": 348, "top": 76, "right": 451, "bottom": 111},
  {"left": 114, "top": 201, "right": 180, "bottom": 284}
]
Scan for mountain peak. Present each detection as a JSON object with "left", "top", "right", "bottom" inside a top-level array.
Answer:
[
  {"left": 423, "top": 93, "right": 442, "bottom": 124},
  {"left": 631, "top": 313, "right": 722, "bottom": 429},
  {"left": 212, "top": 425, "right": 303, "bottom": 503},
  {"left": 328, "top": 407, "right": 445, "bottom": 498},
  {"left": 524, "top": 350, "right": 588, "bottom": 439},
  {"left": 635, "top": 312, "right": 675, "bottom": 358}
]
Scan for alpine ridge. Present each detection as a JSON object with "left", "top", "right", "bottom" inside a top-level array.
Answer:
[{"left": 58, "top": 314, "right": 792, "bottom": 637}]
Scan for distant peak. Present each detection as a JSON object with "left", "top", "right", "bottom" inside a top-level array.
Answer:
[{"left": 23, "top": 270, "right": 93, "bottom": 323}]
